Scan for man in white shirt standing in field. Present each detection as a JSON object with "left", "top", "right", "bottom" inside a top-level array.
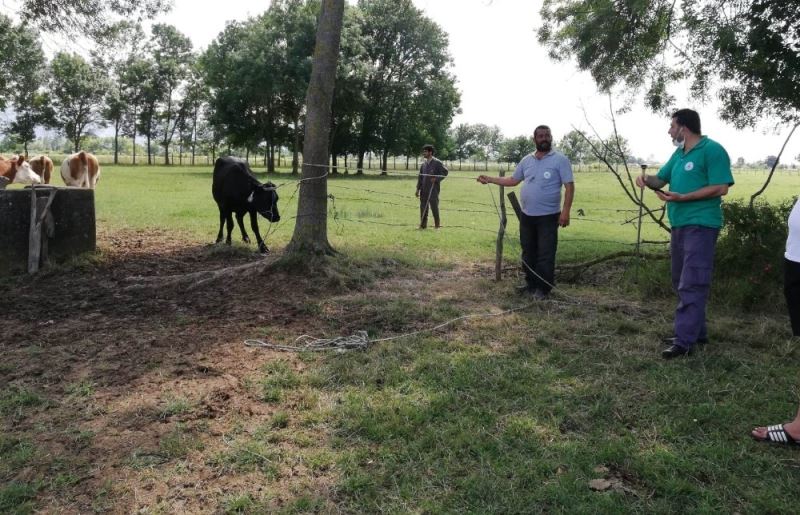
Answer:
[{"left": 477, "top": 125, "right": 575, "bottom": 299}]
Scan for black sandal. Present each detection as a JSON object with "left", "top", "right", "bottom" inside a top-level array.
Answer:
[{"left": 753, "top": 424, "right": 800, "bottom": 446}]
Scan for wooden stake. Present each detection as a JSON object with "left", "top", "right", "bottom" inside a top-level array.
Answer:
[
  {"left": 27, "top": 186, "right": 58, "bottom": 274},
  {"left": 494, "top": 167, "right": 508, "bottom": 281}
]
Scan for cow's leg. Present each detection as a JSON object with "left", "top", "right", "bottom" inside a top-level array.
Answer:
[
  {"left": 250, "top": 213, "right": 268, "bottom": 254},
  {"left": 236, "top": 212, "right": 251, "bottom": 244},
  {"left": 225, "top": 212, "right": 235, "bottom": 245},
  {"left": 216, "top": 208, "right": 225, "bottom": 243}
]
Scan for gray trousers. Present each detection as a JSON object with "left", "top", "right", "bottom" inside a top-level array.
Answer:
[{"left": 419, "top": 183, "right": 441, "bottom": 228}]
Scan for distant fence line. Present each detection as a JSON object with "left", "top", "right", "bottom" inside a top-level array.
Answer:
[{"left": 14, "top": 151, "right": 796, "bottom": 175}]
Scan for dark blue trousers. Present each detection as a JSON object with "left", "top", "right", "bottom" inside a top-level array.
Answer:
[
  {"left": 519, "top": 212, "right": 559, "bottom": 293},
  {"left": 671, "top": 225, "right": 720, "bottom": 349}
]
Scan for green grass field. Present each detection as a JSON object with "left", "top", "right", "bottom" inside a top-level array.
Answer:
[
  {"left": 62, "top": 163, "right": 800, "bottom": 262},
  {"left": 4, "top": 164, "right": 800, "bottom": 513}
]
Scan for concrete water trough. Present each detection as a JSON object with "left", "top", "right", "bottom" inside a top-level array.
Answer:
[{"left": 0, "top": 186, "right": 96, "bottom": 273}]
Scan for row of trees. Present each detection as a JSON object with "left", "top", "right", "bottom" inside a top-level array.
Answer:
[{"left": 0, "top": 0, "right": 461, "bottom": 172}]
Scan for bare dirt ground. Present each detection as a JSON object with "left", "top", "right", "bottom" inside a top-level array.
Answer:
[{"left": 1, "top": 229, "right": 385, "bottom": 513}]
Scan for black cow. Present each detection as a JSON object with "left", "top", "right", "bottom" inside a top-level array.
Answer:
[{"left": 212, "top": 156, "right": 280, "bottom": 254}]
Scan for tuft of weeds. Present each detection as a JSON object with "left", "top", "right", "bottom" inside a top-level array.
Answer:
[
  {"left": 64, "top": 380, "right": 95, "bottom": 398},
  {"left": 158, "top": 424, "right": 204, "bottom": 459},
  {"left": 0, "top": 436, "right": 36, "bottom": 479},
  {"left": 208, "top": 439, "right": 280, "bottom": 478},
  {"left": 0, "top": 481, "right": 39, "bottom": 515},
  {"left": 158, "top": 396, "right": 192, "bottom": 420},
  {"left": 259, "top": 361, "right": 301, "bottom": 403},
  {"left": 270, "top": 411, "right": 290, "bottom": 429},
  {"left": 0, "top": 386, "right": 45, "bottom": 420}
]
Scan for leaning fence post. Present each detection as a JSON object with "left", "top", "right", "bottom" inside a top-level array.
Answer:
[
  {"left": 27, "top": 186, "right": 58, "bottom": 274},
  {"left": 495, "top": 168, "right": 508, "bottom": 281}
]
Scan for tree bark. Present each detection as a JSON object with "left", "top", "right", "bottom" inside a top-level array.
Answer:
[
  {"left": 356, "top": 150, "right": 365, "bottom": 175},
  {"left": 286, "top": 0, "right": 344, "bottom": 255},
  {"left": 292, "top": 113, "right": 301, "bottom": 174}
]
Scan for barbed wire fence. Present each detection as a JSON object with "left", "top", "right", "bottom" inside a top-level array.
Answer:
[
  {"left": 255, "top": 164, "right": 671, "bottom": 268},
  {"left": 237, "top": 164, "right": 681, "bottom": 352}
]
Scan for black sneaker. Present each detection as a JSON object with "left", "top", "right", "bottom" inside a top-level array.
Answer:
[
  {"left": 661, "top": 344, "right": 694, "bottom": 359},
  {"left": 661, "top": 336, "right": 709, "bottom": 345}
]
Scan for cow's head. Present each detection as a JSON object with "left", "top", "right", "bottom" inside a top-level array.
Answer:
[
  {"left": 249, "top": 182, "right": 280, "bottom": 222},
  {"left": 11, "top": 156, "right": 42, "bottom": 185}
]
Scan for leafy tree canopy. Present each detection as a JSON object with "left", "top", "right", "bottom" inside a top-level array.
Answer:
[
  {"left": 538, "top": 0, "right": 800, "bottom": 127},
  {"left": 17, "top": 0, "right": 171, "bottom": 40}
]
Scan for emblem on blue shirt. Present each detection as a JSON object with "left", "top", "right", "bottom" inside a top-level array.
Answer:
[
  {"left": 684, "top": 162, "right": 694, "bottom": 171},
  {"left": 544, "top": 171, "right": 552, "bottom": 179}
]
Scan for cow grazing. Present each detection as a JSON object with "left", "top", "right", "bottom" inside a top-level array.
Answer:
[
  {"left": 61, "top": 151, "right": 100, "bottom": 188},
  {"left": 28, "top": 155, "right": 54, "bottom": 184},
  {"left": 212, "top": 156, "right": 280, "bottom": 254},
  {"left": 0, "top": 155, "right": 42, "bottom": 185}
]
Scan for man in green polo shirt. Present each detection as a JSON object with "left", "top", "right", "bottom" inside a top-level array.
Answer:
[{"left": 636, "top": 109, "right": 735, "bottom": 359}]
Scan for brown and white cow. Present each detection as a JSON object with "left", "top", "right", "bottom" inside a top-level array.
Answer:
[
  {"left": 61, "top": 151, "right": 100, "bottom": 188},
  {"left": 0, "top": 155, "right": 43, "bottom": 185},
  {"left": 28, "top": 155, "right": 54, "bottom": 184}
]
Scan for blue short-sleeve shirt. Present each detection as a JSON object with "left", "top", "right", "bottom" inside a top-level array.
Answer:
[{"left": 512, "top": 150, "right": 574, "bottom": 216}]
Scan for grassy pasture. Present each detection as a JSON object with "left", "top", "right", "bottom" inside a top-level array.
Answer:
[
  {"left": 72, "top": 163, "right": 800, "bottom": 261},
  {"left": 3, "top": 164, "right": 800, "bottom": 513}
]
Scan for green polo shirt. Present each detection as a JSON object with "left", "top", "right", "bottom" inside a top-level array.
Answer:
[{"left": 657, "top": 136, "right": 734, "bottom": 229}]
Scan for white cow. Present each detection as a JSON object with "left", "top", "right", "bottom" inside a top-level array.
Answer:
[
  {"left": 0, "top": 155, "right": 42, "bottom": 184},
  {"left": 61, "top": 151, "right": 101, "bottom": 189}
]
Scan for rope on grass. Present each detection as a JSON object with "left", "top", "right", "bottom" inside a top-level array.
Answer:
[{"left": 244, "top": 303, "right": 535, "bottom": 353}]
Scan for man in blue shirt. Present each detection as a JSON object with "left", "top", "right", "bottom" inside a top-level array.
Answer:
[
  {"left": 478, "top": 125, "right": 575, "bottom": 299},
  {"left": 636, "top": 109, "right": 734, "bottom": 359}
]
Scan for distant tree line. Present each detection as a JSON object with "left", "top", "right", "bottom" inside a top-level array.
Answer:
[{"left": 0, "top": 0, "right": 462, "bottom": 173}]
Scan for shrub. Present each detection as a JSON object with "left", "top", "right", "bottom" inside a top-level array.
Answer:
[{"left": 714, "top": 198, "right": 796, "bottom": 309}]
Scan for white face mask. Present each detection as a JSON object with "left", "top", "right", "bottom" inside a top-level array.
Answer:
[{"left": 672, "top": 127, "right": 685, "bottom": 148}]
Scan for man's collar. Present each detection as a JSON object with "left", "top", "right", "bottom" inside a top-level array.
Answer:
[{"left": 683, "top": 135, "right": 707, "bottom": 154}]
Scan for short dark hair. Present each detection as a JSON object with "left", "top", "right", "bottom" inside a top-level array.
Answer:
[
  {"left": 533, "top": 125, "right": 551, "bottom": 137},
  {"left": 671, "top": 109, "right": 701, "bottom": 135},
  {"left": 422, "top": 144, "right": 435, "bottom": 153}
]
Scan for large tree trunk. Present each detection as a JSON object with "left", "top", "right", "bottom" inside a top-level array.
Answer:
[
  {"left": 292, "top": 113, "right": 301, "bottom": 175},
  {"left": 286, "top": 0, "right": 344, "bottom": 255},
  {"left": 114, "top": 118, "right": 120, "bottom": 164},
  {"left": 132, "top": 105, "right": 138, "bottom": 165},
  {"left": 191, "top": 105, "right": 198, "bottom": 166},
  {"left": 356, "top": 150, "right": 365, "bottom": 175},
  {"left": 380, "top": 147, "right": 388, "bottom": 175}
]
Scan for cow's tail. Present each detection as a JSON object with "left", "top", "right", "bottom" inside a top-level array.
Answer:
[{"left": 77, "top": 152, "right": 90, "bottom": 187}]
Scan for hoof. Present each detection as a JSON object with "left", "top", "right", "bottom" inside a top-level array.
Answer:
[{"left": 258, "top": 244, "right": 270, "bottom": 254}]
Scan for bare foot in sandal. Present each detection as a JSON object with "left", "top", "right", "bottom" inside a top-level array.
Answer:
[{"left": 752, "top": 407, "right": 800, "bottom": 444}]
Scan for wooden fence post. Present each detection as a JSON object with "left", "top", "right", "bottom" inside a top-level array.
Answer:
[
  {"left": 495, "top": 168, "right": 508, "bottom": 281},
  {"left": 27, "top": 186, "right": 58, "bottom": 274}
]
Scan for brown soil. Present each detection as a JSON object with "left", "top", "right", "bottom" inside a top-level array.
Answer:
[{"left": 0, "top": 229, "right": 367, "bottom": 513}]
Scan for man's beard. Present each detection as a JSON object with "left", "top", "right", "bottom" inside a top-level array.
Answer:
[{"left": 536, "top": 141, "right": 551, "bottom": 152}]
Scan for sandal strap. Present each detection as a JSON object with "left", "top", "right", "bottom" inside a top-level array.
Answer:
[{"left": 766, "top": 424, "right": 795, "bottom": 444}]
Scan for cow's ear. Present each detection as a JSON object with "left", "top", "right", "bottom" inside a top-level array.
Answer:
[{"left": 17, "top": 155, "right": 25, "bottom": 164}]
